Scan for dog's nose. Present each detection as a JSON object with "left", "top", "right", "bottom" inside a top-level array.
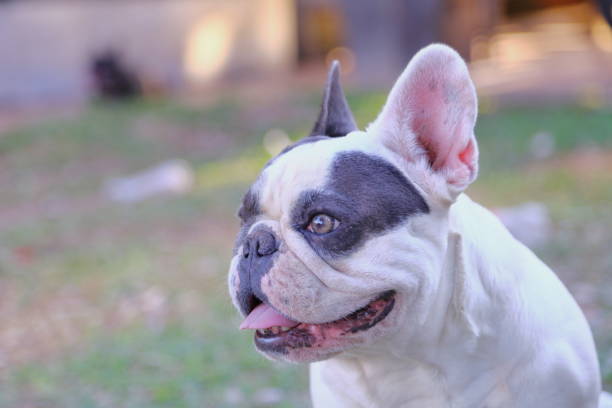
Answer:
[
  {"left": 243, "top": 228, "right": 278, "bottom": 258},
  {"left": 237, "top": 227, "right": 279, "bottom": 315}
]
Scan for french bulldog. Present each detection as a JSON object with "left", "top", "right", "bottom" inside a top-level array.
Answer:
[{"left": 228, "top": 44, "right": 609, "bottom": 407}]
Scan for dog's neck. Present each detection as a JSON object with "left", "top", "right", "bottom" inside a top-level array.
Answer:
[{"left": 337, "top": 195, "right": 529, "bottom": 402}]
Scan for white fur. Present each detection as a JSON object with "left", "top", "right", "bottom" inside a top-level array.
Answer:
[
  {"left": 311, "top": 195, "right": 601, "bottom": 407},
  {"left": 306, "top": 44, "right": 602, "bottom": 407},
  {"left": 228, "top": 44, "right": 605, "bottom": 406}
]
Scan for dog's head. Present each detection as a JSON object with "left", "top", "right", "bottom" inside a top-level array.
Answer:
[{"left": 228, "top": 44, "right": 479, "bottom": 363}]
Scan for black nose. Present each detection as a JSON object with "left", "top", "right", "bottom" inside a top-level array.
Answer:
[
  {"left": 243, "top": 228, "right": 278, "bottom": 258},
  {"left": 237, "top": 227, "right": 279, "bottom": 316}
]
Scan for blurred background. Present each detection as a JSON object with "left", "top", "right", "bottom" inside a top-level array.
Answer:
[{"left": 0, "top": 0, "right": 611, "bottom": 406}]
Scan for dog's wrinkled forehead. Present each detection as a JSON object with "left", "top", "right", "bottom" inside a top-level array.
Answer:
[
  {"left": 238, "top": 136, "right": 429, "bottom": 257},
  {"left": 258, "top": 137, "right": 347, "bottom": 219},
  {"left": 237, "top": 137, "right": 337, "bottom": 225}
]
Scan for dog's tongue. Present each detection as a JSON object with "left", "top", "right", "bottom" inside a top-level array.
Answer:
[{"left": 240, "top": 303, "right": 299, "bottom": 330}]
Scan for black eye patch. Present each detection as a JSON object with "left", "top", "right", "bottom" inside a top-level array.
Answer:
[
  {"left": 291, "top": 151, "right": 429, "bottom": 256},
  {"left": 237, "top": 189, "right": 260, "bottom": 224},
  {"left": 234, "top": 189, "right": 261, "bottom": 255}
]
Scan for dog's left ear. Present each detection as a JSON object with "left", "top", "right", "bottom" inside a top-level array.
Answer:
[
  {"left": 310, "top": 60, "right": 358, "bottom": 137},
  {"left": 369, "top": 44, "right": 478, "bottom": 199}
]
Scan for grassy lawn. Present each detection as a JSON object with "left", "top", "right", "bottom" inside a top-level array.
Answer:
[{"left": 0, "top": 93, "right": 611, "bottom": 407}]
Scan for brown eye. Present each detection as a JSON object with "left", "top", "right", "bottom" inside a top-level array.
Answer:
[{"left": 307, "top": 214, "right": 339, "bottom": 234}]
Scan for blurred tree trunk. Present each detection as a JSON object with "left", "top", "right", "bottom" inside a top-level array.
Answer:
[{"left": 339, "top": 0, "right": 444, "bottom": 86}]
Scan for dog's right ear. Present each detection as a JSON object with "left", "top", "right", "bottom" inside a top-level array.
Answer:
[
  {"left": 310, "top": 61, "right": 358, "bottom": 137},
  {"left": 369, "top": 44, "right": 478, "bottom": 200}
]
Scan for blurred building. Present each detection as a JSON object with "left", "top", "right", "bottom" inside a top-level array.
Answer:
[
  {"left": 0, "top": 0, "right": 611, "bottom": 106},
  {"left": 0, "top": 0, "right": 296, "bottom": 106},
  {"left": 297, "top": 0, "right": 500, "bottom": 84},
  {"left": 298, "top": 0, "right": 612, "bottom": 86}
]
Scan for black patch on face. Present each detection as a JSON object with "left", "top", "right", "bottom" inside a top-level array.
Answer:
[
  {"left": 238, "top": 188, "right": 260, "bottom": 223},
  {"left": 234, "top": 189, "right": 261, "bottom": 255},
  {"left": 291, "top": 151, "right": 429, "bottom": 256},
  {"left": 236, "top": 225, "right": 279, "bottom": 316}
]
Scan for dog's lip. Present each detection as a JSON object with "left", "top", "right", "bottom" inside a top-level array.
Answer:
[{"left": 252, "top": 290, "right": 396, "bottom": 352}]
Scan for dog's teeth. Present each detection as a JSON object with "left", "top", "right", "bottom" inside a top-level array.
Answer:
[{"left": 280, "top": 326, "right": 292, "bottom": 332}]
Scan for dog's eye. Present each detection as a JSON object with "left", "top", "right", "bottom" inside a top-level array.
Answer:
[{"left": 307, "top": 214, "right": 339, "bottom": 234}]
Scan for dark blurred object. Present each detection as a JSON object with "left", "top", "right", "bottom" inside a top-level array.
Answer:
[
  {"left": 90, "top": 51, "right": 141, "bottom": 100},
  {"left": 597, "top": 0, "right": 612, "bottom": 25},
  {"left": 297, "top": 0, "right": 500, "bottom": 84},
  {"left": 336, "top": 0, "right": 444, "bottom": 84},
  {"left": 297, "top": 1, "right": 344, "bottom": 62},
  {"left": 442, "top": 0, "right": 501, "bottom": 62},
  {"left": 506, "top": 0, "right": 583, "bottom": 16}
]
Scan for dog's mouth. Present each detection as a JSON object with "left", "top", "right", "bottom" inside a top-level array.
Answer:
[{"left": 240, "top": 291, "right": 396, "bottom": 354}]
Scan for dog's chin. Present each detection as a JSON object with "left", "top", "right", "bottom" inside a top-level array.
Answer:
[{"left": 253, "top": 290, "right": 397, "bottom": 363}]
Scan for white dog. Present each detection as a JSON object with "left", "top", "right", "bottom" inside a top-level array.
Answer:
[{"left": 228, "top": 44, "right": 610, "bottom": 407}]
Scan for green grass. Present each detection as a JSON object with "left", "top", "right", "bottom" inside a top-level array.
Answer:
[
  {"left": 0, "top": 322, "right": 308, "bottom": 408},
  {"left": 0, "top": 93, "right": 611, "bottom": 407}
]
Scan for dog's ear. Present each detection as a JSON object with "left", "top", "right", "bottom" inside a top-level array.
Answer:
[
  {"left": 310, "top": 60, "right": 358, "bottom": 137},
  {"left": 369, "top": 44, "right": 478, "bottom": 198}
]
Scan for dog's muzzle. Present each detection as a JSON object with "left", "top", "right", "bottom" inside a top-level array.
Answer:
[{"left": 236, "top": 225, "right": 278, "bottom": 316}]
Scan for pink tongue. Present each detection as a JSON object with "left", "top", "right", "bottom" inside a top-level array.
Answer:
[{"left": 240, "top": 303, "right": 299, "bottom": 330}]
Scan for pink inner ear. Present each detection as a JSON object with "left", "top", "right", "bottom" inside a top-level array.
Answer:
[
  {"left": 373, "top": 45, "right": 478, "bottom": 188},
  {"left": 408, "top": 78, "right": 468, "bottom": 172},
  {"left": 449, "top": 136, "right": 477, "bottom": 184},
  {"left": 458, "top": 138, "right": 475, "bottom": 166},
  {"left": 402, "top": 63, "right": 476, "bottom": 185}
]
